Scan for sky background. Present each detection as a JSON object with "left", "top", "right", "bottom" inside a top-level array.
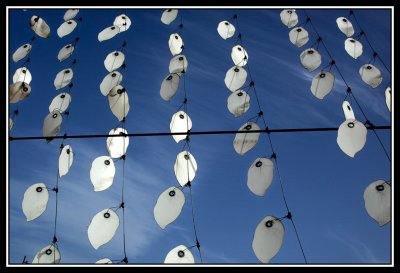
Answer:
[{"left": 7, "top": 7, "right": 392, "bottom": 265}]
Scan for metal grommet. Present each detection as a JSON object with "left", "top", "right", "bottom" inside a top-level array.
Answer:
[
  {"left": 296, "top": 28, "right": 302, "bottom": 32},
  {"left": 366, "top": 65, "right": 372, "bottom": 70},
  {"left": 36, "top": 187, "right": 43, "bottom": 192},
  {"left": 22, "top": 69, "right": 26, "bottom": 73},
  {"left": 255, "top": 161, "right": 262, "bottom": 167},
  {"left": 265, "top": 220, "right": 273, "bottom": 228},
  {"left": 52, "top": 113, "right": 58, "bottom": 118},
  {"left": 178, "top": 250, "right": 185, "bottom": 257},
  {"left": 307, "top": 50, "right": 314, "bottom": 54},
  {"left": 122, "top": 16, "right": 126, "bottom": 19},
  {"left": 111, "top": 72, "right": 117, "bottom": 77},
  {"left": 237, "top": 47, "right": 242, "bottom": 51},
  {"left": 104, "top": 160, "right": 110, "bottom": 165},
  {"left": 245, "top": 124, "right": 252, "bottom": 130},
  {"left": 114, "top": 52, "right": 119, "bottom": 56},
  {"left": 376, "top": 184, "right": 384, "bottom": 191},
  {"left": 349, "top": 39, "right": 355, "bottom": 43},
  {"left": 237, "top": 92, "right": 243, "bottom": 97},
  {"left": 342, "top": 18, "right": 347, "bottom": 22},
  {"left": 67, "top": 21, "right": 72, "bottom": 24},
  {"left": 65, "top": 70, "right": 70, "bottom": 74},
  {"left": 347, "top": 122, "right": 355, "bottom": 128},
  {"left": 225, "top": 22, "right": 229, "bottom": 26},
  {"left": 179, "top": 114, "right": 185, "bottom": 119},
  {"left": 184, "top": 154, "right": 190, "bottom": 160},
  {"left": 178, "top": 56, "right": 184, "bottom": 61},
  {"left": 175, "top": 35, "right": 179, "bottom": 39},
  {"left": 169, "top": 190, "right": 176, "bottom": 197},
  {"left": 60, "top": 94, "right": 66, "bottom": 98},
  {"left": 320, "top": 73, "right": 326, "bottom": 78},
  {"left": 66, "top": 149, "right": 70, "bottom": 154},
  {"left": 287, "top": 10, "right": 292, "bottom": 14},
  {"left": 167, "top": 75, "right": 173, "bottom": 80},
  {"left": 23, "top": 44, "right": 28, "bottom": 48},
  {"left": 45, "top": 249, "right": 52, "bottom": 255},
  {"left": 117, "top": 89, "right": 124, "bottom": 94},
  {"left": 23, "top": 87, "right": 29, "bottom": 92},
  {"left": 111, "top": 26, "right": 116, "bottom": 30},
  {"left": 104, "top": 212, "right": 110, "bottom": 218}
]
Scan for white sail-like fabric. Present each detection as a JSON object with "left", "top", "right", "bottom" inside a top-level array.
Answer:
[
  {"left": 252, "top": 216, "right": 284, "bottom": 263},
  {"left": 169, "top": 55, "right": 188, "bottom": 75},
  {"left": 64, "top": 9, "right": 79, "bottom": 21},
  {"left": 160, "top": 73, "right": 180, "bottom": 101},
  {"left": 42, "top": 110, "right": 62, "bottom": 138},
  {"left": 57, "top": 44, "right": 75, "bottom": 62},
  {"left": 57, "top": 20, "right": 77, "bottom": 38},
  {"left": 13, "top": 67, "right": 32, "bottom": 84},
  {"left": 90, "top": 156, "right": 116, "bottom": 191},
  {"left": 100, "top": 71, "right": 123, "bottom": 96},
  {"left": 104, "top": 51, "right": 125, "bottom": 72},
  {"left": 9, "top": 82, "right": 31, "bottom": 103},
  {"left": 32, "top": 244, "right": 60, "bottom": 264},
  {"left": 170, "top": 111, "right": 192, "bottom": 143},
  {"left": 88, "top": 208, "right": 119, "bottom": 250},
  {"left": 114, "top": 14, "right": 131, "bottom": 32},
  {"left": 289, "top": 27, "right": 309, "bottom": 47},
  {"left": 154, "top": 186, "right": 185, "bottom": 229},
  {"left": 227, "top": 90, "right": 250, "bottom": 117},
  {"left": 224, "top": 66, "right": 247, "bottom": 92},
  {"left": 49, "top": 93, "right": 71, "bottom": 113},
  {"left": 344, "top": 38, "right": 363, "bottom": 59},
  {"left": 12, "top": 43, "right": 32, "bottom": 62},
  {"left": 300, "top": 48, "right": 322, "bottom": 72},
  {"left": 336, "top": 17, "right": 354, "bottom": 37},
  {"left": 95, "top": 258, "right": 112, "bottom": 264},
  {"left": 359, "top": 64, "right": 383, "bottom": 88},
  {"left": 310, "top": 71, "right": 334, "bottom": 99},
  {"left": 108, "top": 85, "right": 130, "bottom": 121},
  {"left": 164, "top": 245, "right": 195, "bottom": 264},
  {"left": 280, "top": 9, "right": 298, "bottom": 28},
  {"left": 233, "top": 122, "right": 260, "bottom": 155},
  {"left": 231, "top": 45, "right": 248, "bottom": 67},
  {"left": 59, "top": 145, "right": 73, "bottom": 177},
  {"left": 161, "top": 9, "right": 178, "bottom": 25},
  {"left": 168, "top": 33, "right": 184, "bottom": 56},
  {"left": 22, "top": 182, "right": 49, "bottom": 221},
  {"left": 217, "top": 20, "right": 236, "bottom": 40},
  {"left": 174, "top": 151, "right": 197, "bottom": 187},
  {"left": 385, "top": 87, "right": 391, "bottom": 112},
  {"left": 363, "top": 180, "right": 391, "bottom": 226},
  {"left": 106, "top": 128, "right": 129, "bottom": 158},
  {"left": 54, "top": 68, "right": 73, "bottom": 90},
  {"left": 30, "top": 16, "right": 51, "bottom": 38},
  {"left": 337, "top": 101, "right": 367, "bottom": 157},
  {"left": 247, "top": 157, "right": 274, "bottom": 196},
  {"left": 98, "top": 26, "right": 120, "bottom": 42}
]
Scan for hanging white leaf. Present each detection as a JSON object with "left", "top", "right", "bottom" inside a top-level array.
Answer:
[
  {"left": 385, "top": 87, "right": 391, "bottom": 112},
  {"left": 57, "top": 20, "right": 77, "bottom": 38},
  {"left": 170, "top": 111, "right": 192, "bottom": 143},
  {"left": 42, "top": 110, "right": 62, "bottom": 138},
  {"left": 164, "top": 245, "right": 195, "bottom": 264},
  {"left": 224, "top": 66, "right": 247, "bottom": 92},
  {"left": 161, "top": 9, "right": 178, "bottom": 25},
  {"left": 363, "top": 180, "right": 391, "bottom": 226},
  {"left": 9, "top": 81, "right": 31, "bottom": 103},
  {"left": 233, "top": 122, "right": 260, "bottom": 155},
  {"left": 88, "top": 208, "right": 119, "bottom": 250},
  {"left": 174, "top": 151, "right": 198, "bottom": 187},
  {"left": 108, "top": 85, "right": 130, "bottom": 121},
  {"left": 289, "top": 27, "right": 309, "bottom": 47},
  {"left": 169, "top": 55, "right": 188, "bottom": 75},
  {"left": 59, "top": 145, "right": 73, "bottom": 177},
  {"left": 217, "top": 20, "right": 236, "bottom": 40},
  {"left": 300, "top": 48, "right": 322, "bottom": 72},
  {"left": 13, "top": 67, "right": 32, "bottom": 84},
  {"left": 344, "top": 38, "right": 363, "bottom": 59},
  {"left": 231, "top": 45, "right": 248, "bottom": 67},
  {"left": 30, "top": 15, "right": 51, "bottom": 38},
  {"left": 154, "top": 186, "right": 185, "bottom": 229},
  {"left": 104, "top": 51, "right": 125, "bottom": 72},
  {"left": 247, "top": 157, "right": 274, "bottom": 196},
  {"left": 160, "top": 73, "right": 180, "bottom": 101},
  {"left": 359, "top": 64, "right": 383, "bottom": 88},
  {"left": 106, "top": 128, "right": 129, "bottom": 158},
  {"left": 54, "top": 68, "right": 73, "bottom": 90},
  {"left": 63, "top": 9, "right": 79, "bottom": 21},
  {"left": 100, "top": 71, "right": 123, "bottom": 96},
  {"left": 310, "top": 71, "right": 334, "bottom": 99},
  {"left": 168, "top": 33, "right": 184, "bottom": 56},
  {"left": 95, "top": 258, "right": 112, "bottom": 264},
  {"left": 227, "top": 90, "right": 250, "bottom": 117},
  {"left": 98, "top": 26, "right": 120, "bottom": 42},
  {"left": 90, "top": 156, "right": 116, "bottom": 192},
  {"left": 12, "top": 43, "right": 32, "bottom": 62},
  {"left": 49, "top": 93, "right": 71, "bottom": 113},
  {"left": 114, "top": 14, "right": 131, "bottom": 32},
  {"left": 336, "top": 17, "right": 354, "bottom": 37},
  {"left": 57, "top": 44, "right": 75, "bottom": 62},
  {"left": 280, "top": 9, "right": 298, "bottom": 28},
  {"left": 22, "top": 182, "right": 49, "bottom": 221},
  {"left": 32, "top": 244, "right": 60, "bottom": 264}
]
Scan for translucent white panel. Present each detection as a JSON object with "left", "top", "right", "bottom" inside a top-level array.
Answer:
[
  {"left": 160, "top": 73, "right": 180, "bottom": 101},
  {"left": 233, "top": 122, "right": 260, "bottom": 155},
  {"left": 108, "top": 85, "right": 130, "bottom": 121},
  {"left": 337, "top": 119, "right": 367, "bottom": 157},
  {"left": 224, "top": 66, "right": 247, "bottom": 92},
  {"left": 106, "top": 128, "right": 129, "bottom": 158},
  {"left": 98, "top": 26, "right": 120, "bottom": 42},
  {"left": 364, "top": 180, "right": 391, "bottom": 226},
  {"left": 385, "top": 87, "right": 391, "bottom": 112},
  {"left": 64, "top": 9, "right": 79, "bottom": 21},
  {"left": 174, "top": 151, "right": 197, "bottom": 187},
  {"left": 88, "top": 208, "right": 119, "bottom": 250},
  {"left": 164, "top": 245, "right": 194, "bottom": 264},
  {"left": 217, "top": 20, "right": 236, "bottom": 40},
  {"left": 161, "top": 9, "right": 178, "bottom": 25},
  {"left": 289, "top": 27, "right": 309, "bottom": 48},
  {"left": 9, "top": 82, "right": 31, "bottom": 103},
  {"left": 336, "top": 17, "right": 354, "bottom": 37},
  {"left": 310, "top": 71, "right": 334, "bottom": 99},
  {"left": 344, "top": 38, "right": 363, "bottom": 59},
  {"left": 104, "top": 51, "right": 125, "bottom": 72},
  {"left": 114, "top": 14, "right": 131, "bottom": 32},
  {"left": 227, "top": 90, "right": 250, "bottom": 117},
  {"left": 90, "top": 156, "right": 116, "bottom": 192},
  {"left": 22, "top": 182, "right": 48, "bottom": 221},
  {"left": 170, "top": 111, "right": 192, "bottom": 143},
  {"left": 49, "top": 93, "right": 71, "bottom": 113},
  {"left": 32, "top": 244, "right": 60, "bottom": 264},
  {"left": 59, "top": 145, "right": 73, "bottom": 178},
  {"left": 247, "top": 157, "right": 274, "bottom": 196},
  {"left": 57, "top": 20, "right": 77, "bottom": 38},
  {"left": 9, "top": 118, "right": 14, "bottom": 130},
  {"left": 169, "top": 55, "right": 188, "bottom": 75},
  {"left": 30, "top": 16, "right": 51, "bottom": 38},
  {"left": 231, "top": 45, "right": 248, "bottom": 67},
  {"left": 95, "top": 258, "right": 112, "bottom": 264},
  {"left": 13, "top": 67, "right": 32, "bottom": 84},
  {"left": 300, "top": 48, "right": 322, "bottom": 72},
  {"left": 280, "top": 9, "right": 298, "bottom": 28},
  {"left": 168, "top": 33, "right": 184, "bottom": 56},
  {"left": 12, "top": 43, "right": 32, "bottom": 62},
  {"left": 252, "top": 216, "right": 284, "bottom": 263},
  {"left": 54, "top": 68, "right": 73, "bottom": 90},
  {"left": 359, "top": 64, "right": 383, "bottom": 88},
  {"left": 100, "top": 71, "right": 123, "bottom": 96},
  {"left": 342, "top": 101, "right": 355, "bottom": 120},
  {"left": 154, "top": 186, "right": 185, "bottom": 229},
  {"left": 57, "top": 44, "right": 74, "bottom": 62},
  {"left": 42, "top": 110, "right": 62, "bottom": 138}
]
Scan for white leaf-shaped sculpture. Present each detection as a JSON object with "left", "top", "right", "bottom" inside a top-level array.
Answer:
[
  {"left": 49, "top": 93, "right": 71, "bottom": 113},
  {"left": 169, "top": 33, "right": 184, "bottom": 56},
  {"left": 88, "top": 208, "right": 119, "bottom": 250},
  {"left": 59, "top": 145, "right": 73, "bottom": 177},
  {"left": 300, "top": 48, "right": 322, "bottom": 72},
  {"left": 64, "top": 9, "right": 79, "bottom": 21},
  {"left": 12, "top": 43, "right": 32, "bottom": 62},
  {"left": 98, "top": 26, "right": 120, "bottom": 42},
  {"left": 363, "top": 180, "right": 391, "bottom": 226},
  {"left": 385, "top": 87, "right": 391, "bottom": 112},
  {"left": 108, "top": 85, "right": 130, "bottom": 121},
  {"left": 174, "top": 151, "right": 198, "bottom": 187},
  {"left": 161, "top": 9, "right": 178, "bottom": 25},
  {"left": 30, "top": 16, "right": 51, "bottom": 38},
  {"left": 233, "top": 122, "right": 260, "bottom": 155},
  {"left": 9, "top": 118, "right": 14, "bottom": 130},
  {"left": 217, "top": 20, "right": 236, "bottom": 40},
  {"left": 154, "top": 186, "right": 185, "bottom": 229},
  {"left": 114, "top": 14, "right": 131, "bottom": 32},
  {"left": 57, "top": 44, "right": 75, "bottom": 62},
  {"left": 57, "top": 20, "right": 77, "bottom": 38},
  {"left": 359, "top": 64, "right": 383, "bottom": 88},
  {"left": 160, "top": 73, "right": 180, "bottom": 101},
  {"left": 224, "top": 66, "right": 247, "bottom": 92},
  {"left": 95, "top": 258, "right": 112, "bottom": 264},
  {"left": 90, "top": 156, "right": 116, "bottom": 192},
  {"left": 170, "top": 111, "right": 192, "bottom": 143},
  {"left": 289, "top": 27, "right": 309, "bottom": 48},
  {"left": 54, "top": 68, "right": 73, "bottom": 90},
  {"left": 32, "top": 244, "right": 60, "bottom": 264},
  {"left": 42, "top": 110, "right": 62, "bottom": 138},
  {"left": 106, "top": 128, "right": 129, "bottom": 158},
  {"left": 247, "top": 157, "right": 274, "bottom": 196},
  {"left": 344, "top": 38, "right": 363, "bottom": 59},
  {"left": 252, "top": 216, "right": 284, "bottom": 263},
  {"left": 280, "top": 9, "right": 298, "bottom": 28},
  {"left": 227, "top": 90, "right": 250, "bottom": 117},
  {"left": 231, "top": 45, "right": 248, "bottom": 67},
  {"left": 13, "top": 67, "right": 32, "bottom": 84},
  {"left": 310, "top": 71, "right": 334, "bottom": 99},
  {"left": 336, "top": 17, "right": 354, "bottom": 37},
  {"left": 164, "top": 245, "right": 195, "bottom": 264},
  {"left": 9, "top": 82, "right": 31, "bottom": 103},
  {"left": 100, "top": 71, "right": 123, "bottom": 96},
  {"left": 169, "top": 55, "right": 188, "bottom": 75},
  {"left": 22, "top": 182, "right": 49, "bottom": 221},
  {"left": 104, "top": 51, "right": 125, "bottom": 72}
]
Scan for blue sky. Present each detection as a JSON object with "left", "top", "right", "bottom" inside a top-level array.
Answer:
[{"left": 7, "top": 8, "right": 392, "bottom": 265}]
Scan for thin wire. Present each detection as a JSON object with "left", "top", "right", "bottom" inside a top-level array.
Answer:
[{"left": 188, "top": 184, "right": 203, "bottom": 263}]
